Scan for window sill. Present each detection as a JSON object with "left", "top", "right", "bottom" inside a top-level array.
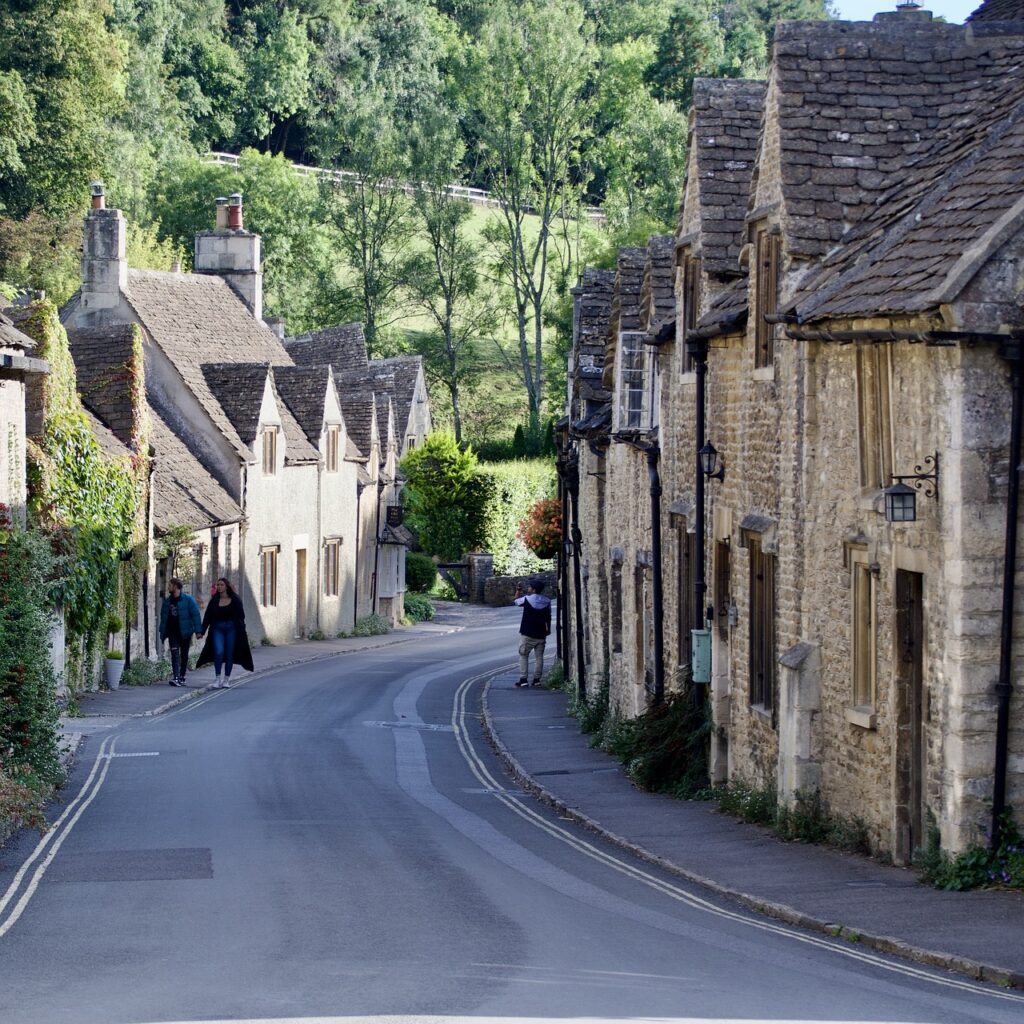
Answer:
[
  {"left": 845, "top": 705, "right": 877, "bottom": 730},
  {"left": 680, "top": 372, "right": 696, "bottom": 386},
  {"left": 752, "top": 365, "right": 775, "bottom": 383},
  {"left": 750, "top": 702, "right": 773, "bottom": 722}
]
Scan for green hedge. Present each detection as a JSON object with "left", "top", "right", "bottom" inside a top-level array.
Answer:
[
  {"left": 479, "top": 459, "right": 556, "bottom": 574},
  {"left": 405, "top": 551, "right": 438, "bottom": 592}
]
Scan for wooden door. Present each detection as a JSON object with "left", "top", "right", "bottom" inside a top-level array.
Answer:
[{"left": 895, "top": 569, "right": 925, "bottom": 864}]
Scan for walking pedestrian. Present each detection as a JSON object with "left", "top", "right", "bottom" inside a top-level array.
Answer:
[
  {"left": 513, "top": 578, "right": 552, "bottom": 687},
  {"left": 196, "top": 577, "right": 254, "bottom": 687},
  {"left": 158, "top": 577, "right": 202, "bottom": 687}
]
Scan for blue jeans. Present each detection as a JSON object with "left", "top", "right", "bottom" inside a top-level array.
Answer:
[{"left": 211, "top": 620, "right": 236, "bottom": 677}]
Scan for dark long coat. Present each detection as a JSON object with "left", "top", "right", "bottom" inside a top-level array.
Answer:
[{"left": 196, "top": 594, "right": 255, "bottom": 672}]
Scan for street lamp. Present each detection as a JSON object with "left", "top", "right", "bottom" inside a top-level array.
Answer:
[{"left": 699, "top": 441, "right": 725, "bottom": 482}]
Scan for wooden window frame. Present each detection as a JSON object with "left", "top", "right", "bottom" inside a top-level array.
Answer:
[
  {"left": 748, "top": 537, "right": 775, "bottom": 712},
  {"left": 855, "top": 345, "right": 894, "bottom": 491},
  {"left": 324, "top": 539, "right": 341, "bottom": 597},
  {"left": 262, "top": 427, "right": 278, "bottom": 476},
  {"left": 325, "top": 426, "right": 340, "bottom": 473},
  {"left": 851, "top": 555, "right": 877, "bottom": 709},
  {"left": 260, "top": 545, "right": 279, "bottom": 607},
  {"left": 754, "top": 230, "right": 780, "bottom": 369}
]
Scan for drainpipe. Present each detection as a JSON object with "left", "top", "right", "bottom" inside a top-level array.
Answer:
[
  {"left": 646, "top": 443, "right": 666, "bottom": 705},
  {"left": 992, "top": 348, "right": 1023, "bottom": 851},
  {"left": 556, "top": 463, "right": 566, "bottom": 665},
  {"left": 689, "top": 333, "right": 710, "bottom": 703},
  {"left": 566, "top": 457, "right": 587, "bottom": 700}
]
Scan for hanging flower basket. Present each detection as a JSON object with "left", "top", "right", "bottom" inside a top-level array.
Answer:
[{"left": 517, "top": 498, "right": 562, "bottom": 561}]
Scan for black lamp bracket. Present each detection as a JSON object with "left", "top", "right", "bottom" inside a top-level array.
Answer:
[{"left": 891, "top": 451, "right": 939, "bottom": 501}]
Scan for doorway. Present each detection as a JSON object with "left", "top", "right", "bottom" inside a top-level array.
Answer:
[
  {"left": 295, "top": 549, "right": 307, "bottom": 638},
  {"left": 894, "top": 569, "right": 925, "bottom": 864}
]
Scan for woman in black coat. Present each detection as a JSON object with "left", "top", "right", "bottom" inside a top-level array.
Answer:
[{"left": 196, "top": 577, "right": 254, "bottom": 687}]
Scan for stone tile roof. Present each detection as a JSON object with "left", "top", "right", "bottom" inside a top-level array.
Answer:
[
  {"left": 572, "top": 268, "right": 615, "bottom": 409},
  {"left": 370, "top": 355, "right": 423, "bottom": 436},
  {"left": 641, "top": 236, "right": 676, "bottom": 331},
  {"left": 200, "top": 363, "right": 319, "bottom": 464},
  {"left": 125, "top": 269, "right": 293, "bottom": 454},
  {"left": 969, "top": 0, "right": 1024, "bottom": 20},
  {"left": 688, "top": 78, "right": 765, "bottom": 275},
  {"left": 767, "top": 17, "right": 1023, "bottom": 261},
  {"left": 694, "top": 278, "right": 749, "bottom": 336},
  {"left": 604, "top": 248, "right": 647, "bottom": 390},
  {"left": 787, "top": 31, "right": 1024, "bottom": 322},
  {"left": 148, "top": 404, "right": 242, "bottom": 531},
  {"left": 66, "top": 324, "right": 138, "bottom": 448},
  {"left": 83, "top": 410, "right": 131, "bottom": 460},
  {"left": 284, "top": 323, "right": 368, "bottom": 375},
  {"left": 273, "top": 365, "right": 333, "bottom": 447},
  {"left": 335, "top": 386, "right": 377, "bottom": 460},
  {"left": 0, "top": 311, "right": 36, "bottom": 352}
]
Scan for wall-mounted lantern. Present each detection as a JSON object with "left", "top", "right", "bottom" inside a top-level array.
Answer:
[
  {"left": 884, "top": 452, "right": 939, "bottom": 523},
  {"left": 699, "top": 441, "right": 725, "bottom": 482}
]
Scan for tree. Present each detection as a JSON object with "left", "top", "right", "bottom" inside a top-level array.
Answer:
[
  {"left": 407, "top": 111, "right": 499, "bottom": 443},
  {"left": 466, "top": 0, "right": 596, "bottom": 439}
]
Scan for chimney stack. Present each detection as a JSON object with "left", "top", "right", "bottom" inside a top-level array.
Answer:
[
  {"left": 265, "top": 315, "right": 286, "bottom": 340},
  {"left": 194, "top": 192, "right": 263, "bottom": 321},
  {"left": 79, "top": 180, "right": 127, "bottom": 323}
]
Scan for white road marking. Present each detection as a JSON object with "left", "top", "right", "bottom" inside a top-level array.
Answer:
[{"left": 451, "top": 673, "right": 1024, "bottom": 1006}]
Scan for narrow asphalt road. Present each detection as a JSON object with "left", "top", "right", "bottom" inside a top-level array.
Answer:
[{"left": 0, "top": 609, "right": 1020, "bottom": 1024}]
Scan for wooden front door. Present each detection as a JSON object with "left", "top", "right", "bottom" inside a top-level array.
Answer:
[
  {"left": 894, "top": 569, "right": 925, "bottom": 864},
  {"left": 295, "top": 549, "right": 307, "bottom": 638}
]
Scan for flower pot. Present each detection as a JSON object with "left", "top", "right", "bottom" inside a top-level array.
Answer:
[{"left": 105, "top": 657, "right": 124, "bottom": 690}]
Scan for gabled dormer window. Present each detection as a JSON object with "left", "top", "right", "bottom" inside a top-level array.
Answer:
[
  {"left": 325, "top": 425, "right": 340, "bottom": 472},
  {"left": 754, "top": 229, "right": 780, "bottom": 369},
  {"left": 680, "top": 254, "right": 701, "bottom": 373},
  {"left": 262, "top": 427, "right": 278, "bottom": 475},
  {"left": 615, "top": 331, "right": 647, "bottom": 431}
]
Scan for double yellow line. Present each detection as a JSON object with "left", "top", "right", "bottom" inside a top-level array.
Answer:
[
  {"left": 0, "top": 735, "right": 119, "bottom": 938},
  {"left": 451, "top": 672, "right": 1024, "bottom": 1007}
]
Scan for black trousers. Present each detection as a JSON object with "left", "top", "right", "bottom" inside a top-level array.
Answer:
[{"left": 169, "top": 636, "right": 192, "bottom": 681}]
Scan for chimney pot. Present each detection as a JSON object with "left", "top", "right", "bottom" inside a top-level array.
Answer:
[
  {"left": 171, "top": 258, "right": 182, "bottom": 274},
  {"left": 228, "top": 193, "right": 244, "bottom": 231},
  {"left": 215, "top": 196, "right": 229, "bottom": 231},
  {"left": 90, "top": 181, "right": 105, "bottom": 210}
]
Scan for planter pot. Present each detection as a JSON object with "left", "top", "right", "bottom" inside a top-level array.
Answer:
[{"left": 105, "top": 657, "right": 124, "bottom": 690}]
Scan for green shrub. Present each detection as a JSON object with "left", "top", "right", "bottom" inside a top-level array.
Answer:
[
  {"left": 121, "top": 657, "right": 171, "bottom": 686},
  {"left": 914, "top": 810, "right": 1024, "bottom": 890},
  {"left": 404, "top": 593, "right": 435, "bottom": 622},
  {"left": 0, "top": 764, "right": 49, "bottom": 847},
  {"left": 568, "top": 673, "right": 610, "bottom": 736},
  {"left": 308, "top": 629, "right": 326, "bottom": 641},
  {"left": 352, "top": 614, "right": 391, "bottom": 636},
  {"left": 478, "top": 459, "right": 556, "bottom": 574},
  {"left": 105, "top": 649, "right": 124, "bottom": 660},
  {"left": 106, "top": 613, "right": 124, "bottom": 635},
  {"left": 405, "top": 551, "right": 438, "bottom": 592}
]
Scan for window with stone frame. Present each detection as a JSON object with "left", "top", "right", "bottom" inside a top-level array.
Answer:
[
  {"left": 615, "top": 331, "right": 648, "bottom": 430},
  {"left": 680, "top": 254, "right": 701, "bottom": 374},
  {"left": 324, "top": 539, "right": 341, "bottom": 597},
  {"left": 754, "top": 229, "right": 780, "bottom": 369},
  {"left": 855, "top": 344, "right": 894, "bottom": 491},
  {"left": 262, "top": 426, "right": 278, "bottom": 476},
  {"left": 407, "top": 435, "right": 416, "bottom": 451},
  {"left": 325, "top": 425, "right": 340, "bottom": 472},
  {"left": 748, "top": 536, "right": 775, "bottom": 711},
  {"left": 260, "top": 545, "right": 279, "bottom": 607},
  {"left": 611, "top": 562, "right": 623, "bottom": 654},
  {"left": 851, "top": 553, "right": 877, "bottom": 709}
]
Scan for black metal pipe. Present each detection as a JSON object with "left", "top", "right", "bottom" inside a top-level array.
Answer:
[
  {"left": 692, "top": 336, "right": 709, "bottom": 702},
  {"left": 992, "top": 355, "right": 1022, "bottom": 850},
  {"left": 567, "top": 461, "right": 587, "bottom": 701},
  {"left": 556, "top": 466, "right": 567, "bottom": 665},
  {"left": 354, "top": 480, "right": 364, "bottom": 623},
  {"left": 647, "top": 445, "right": 665, "bottom": 705}
]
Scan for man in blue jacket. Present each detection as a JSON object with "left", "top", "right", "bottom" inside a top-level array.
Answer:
[
  {"left": 159, "top": 577, "right": 203, "bottom": 687},
  {"left": 513, "top": 578, "right": 552, "bottom": 687}
]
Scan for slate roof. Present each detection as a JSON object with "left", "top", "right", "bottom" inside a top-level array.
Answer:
[
  {"left": 200, "top": 363, "right": 319, "bottom": 464},
  {"left": 572, "top": 268, "right": 615, "bottom": 408},
  {"left": 688, "top": 78, "right": 765, "bottom": 275},
  {"left": 284, "top": 323, "right": 368, "bottom": 376},
  {"left": 273, "top": 365, "right": 333, "bottom": 446},
  {"left": 0, "top": 310, "right": 37, "bottom": 352},
  {"left": 336, "top": 389, "right": 377, "bottom": 460},
  {"left": 66, "top": 324, "right": 138, "bottom": 449},
  {"left": 969, "top": 0, "right": 1024, "bottom": 20},
  {"left": 604, "top": 248, "right": 647, "bottom": 389},
  {"left": 694, "top": 278, "right": 749, "bottom": 336},
  {"left": 84, "top": 410, "right": 131, "bottom": 460},
  {"left": 148, "top": 405, "right": 242, "bottom": 531},
  {"left": 641, "top": 236, "right": 676, "bottom": 332},
  {"left": 370, "top": 355, "right": 424, "bottom": 436},
  {"left": 124, "top": 269, "right": 294, "bottom": 454},
  {"left": 766, "top": 17, "right": 1024, "bottom": 261}
]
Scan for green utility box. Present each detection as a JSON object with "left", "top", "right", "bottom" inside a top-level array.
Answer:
[{"left": 691, "top": 628, "right": 711, "bottom": 684}]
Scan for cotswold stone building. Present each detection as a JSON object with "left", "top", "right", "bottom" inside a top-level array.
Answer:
[
  {"left": 565, "top": 1, "right": 1024, "bottom": 858},
  {"left": 62, "top": 188, "right": 429, "bottom": 648}
]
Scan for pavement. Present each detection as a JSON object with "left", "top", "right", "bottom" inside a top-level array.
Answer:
[{"left": 59, "top": 604, "right": 1024, "bottom": 992}]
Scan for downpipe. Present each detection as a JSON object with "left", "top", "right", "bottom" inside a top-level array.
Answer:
[
  {"left": 647, "top": 444, "right": 666, "bottom": 705},
  {"left": 567, "top": 461, "right": 587, "bottom": 701}
]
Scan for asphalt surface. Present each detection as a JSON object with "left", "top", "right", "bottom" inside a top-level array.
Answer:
[{"left": 1, "top": 605, "right": 1022, "bottom": 1024}]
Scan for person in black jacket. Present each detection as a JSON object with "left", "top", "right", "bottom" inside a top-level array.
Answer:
[
  {"left": 513, "top": 578, "right": 552, "bottom": 687},
  {"left": 196, "top": 577, "right": 254, "bottom": 687}
]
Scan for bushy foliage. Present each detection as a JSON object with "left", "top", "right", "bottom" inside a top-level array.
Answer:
[
  {"left": 915, "top": 810, "right": 1024, "bottom": 891},
  {"left": 401, "top": 433, "right": 491, "bottom": 561},
  {"left": 403, "top": 593, "right": 435, "bottom": 622},
  {"left": 405, "top": 551, "right": 438, "bottom": 593},
  {"left": 0, "top": 520, "right": 64, "bottom": 788},
  {"left": 352, "top": 614, "right": 392, "bottom": 637},
  {"left": 479, "top": 460, "right": 556, "bottom": 574},
  {"left": 517, "top": 496, "right": 562, "bottom": 561}
]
